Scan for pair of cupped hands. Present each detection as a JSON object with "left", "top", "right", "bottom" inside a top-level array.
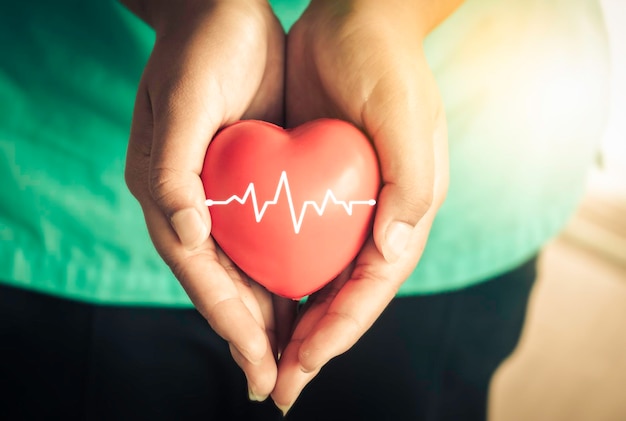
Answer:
[{"left": 123, "top": 0, "right": 450, "bottom": 414}]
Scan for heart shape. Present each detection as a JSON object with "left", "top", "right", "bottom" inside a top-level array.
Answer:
[{"left": 200, "top": 119, "right": 380, "bottom": 299}]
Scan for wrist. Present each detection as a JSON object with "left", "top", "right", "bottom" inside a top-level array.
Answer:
[
  {"left": 120, "top": 0, "right": 273, "bottom": 34},
  {"left": 306, "top": 0, "right": 463, "bottom": 40},
  {"left": 305, "top": 0, "right": 427, "bottom": 42}
]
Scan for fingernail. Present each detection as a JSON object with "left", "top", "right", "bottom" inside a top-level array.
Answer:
[
  {"left": 248, "top": 389, "right": 268, "bottom": 402},
  {"left": 384, "top": 221, "right": 413, "bottom": 263},
  {"left": 171, "top": 208, "right": 208, "bottom": 250},
  {"left": 276, "top": 403, "right": 292, "bottom": 417}
]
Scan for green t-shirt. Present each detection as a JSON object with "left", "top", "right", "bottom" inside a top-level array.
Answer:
[{"left": 0, "top": 0, "right": 609, "bottom": 305}]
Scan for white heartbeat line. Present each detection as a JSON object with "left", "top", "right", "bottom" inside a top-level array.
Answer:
[{"left": 205, "top": 171, "right": 376, "bottom": 234}]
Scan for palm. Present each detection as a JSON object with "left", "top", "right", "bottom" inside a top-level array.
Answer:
[{"left": 284, "top": 16, "right": 352, "bottom": 127}]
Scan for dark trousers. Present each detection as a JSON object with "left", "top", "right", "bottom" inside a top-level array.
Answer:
[{"left": 0, "top": 257, "right": 536, "bottom": 421}]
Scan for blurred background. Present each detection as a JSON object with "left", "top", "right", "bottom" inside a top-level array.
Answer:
[{"left": 489, "top": 1, "right": 626, "bottom": 419}]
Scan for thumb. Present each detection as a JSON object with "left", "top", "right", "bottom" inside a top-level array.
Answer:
[
  {"left": 363, "top": 79, "right": 440, "bottom": 263},
  {"left": 147, "top": 77, "right": 219, "bottom": 250},
  {"left": 143, "top": 20, "right": 272, "bottom": 250},
  {"left": 142, "top": 34, "right": 247, "bottom": 251}
]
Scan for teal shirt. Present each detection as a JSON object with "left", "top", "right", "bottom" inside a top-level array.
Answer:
[{"left": 0, "top": 0, "right": 609, "bottom": 305}]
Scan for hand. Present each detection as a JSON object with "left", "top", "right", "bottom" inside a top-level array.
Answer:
[
  {"left": 271, "top": 0, "right": 455, "bottom": 413},
  {"left": 122, "top": 0, "right": 294, "bottom": 401}
]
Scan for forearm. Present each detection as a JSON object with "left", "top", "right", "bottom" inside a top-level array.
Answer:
[
  {"left": 118, "top": 0, "right": 271, "bottom": 32},
  {"left": 308, "top": 0, "right": 464, "bottom": 39},
  {"left": 404, "top": 0, "right": 465, "bottom": 36},
  {"left": 118, "top": 0, "right": 173, "bottom": 28}
]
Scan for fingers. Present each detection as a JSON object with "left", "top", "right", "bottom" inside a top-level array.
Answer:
[
  {"left": 126, "top": 56, "right": 276, "bottom": 399},
  {"left": 272, "top": 209, "right": 437, "bottom": 412},
  {"left": 290, "top": 98, "right": 449, "bottom": 376},
  {"left": 144, "top": 199, "right": 267, "bottom": 354},
  {"left": 271, "top": 270, "right": 351, "bottom": 413},
  {"left": 232, "top": 274, "right": 297, "bottom": 400},
  {"left": 126, "top": 66, "right": 267, "bottom": 363},
  {"left": 222, "top": 256, "right": 298, "bottom": 401},
  {"left": 244, "top": 275, "right": 297, "bottom": 360},
  {"left": 271, "top": 103, "right": 450, "bottom": 411},
  {"left": 229, "top": 344, "right": 277, "bottom": 402},
  {"left": 124, "top": 1, "right": 288, "bottom": 405},
  {"left": 146, "top": 199, "right": 278, "bottom": 399},
  {"left": 272, "top": 60, "right": 448, "bottom": 411},
  {"left": 223, "top": 257, "right": 279, "bottom": 401},
  {"left": 274, "top": 5, "right": 451, "bottom": 413}
]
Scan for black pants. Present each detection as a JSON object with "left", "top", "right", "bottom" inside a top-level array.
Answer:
[{"left": 0, "top": 258, "right": 536, "bottom": 421}]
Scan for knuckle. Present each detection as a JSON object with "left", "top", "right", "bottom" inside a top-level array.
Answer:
[
  {"left": 165, "top": 255, "right": 186, "bottom": 281},
  {"left": 351, "top": 263, "right": 401, "bottom": 296},
  {"left": 326, "top": 310, "right": 363, "bottom": 335},
  {"left": 351, "top": 263, "right": 386, "bottom": 286},
  {"left": 148, "top": 167, "right": 193, "bottom": 213},
  {"left": 408, "top": 192, "right": 434, "bottom": 221},
  {"left": 392, "top": 182, "right": 434, "bottom": 224}
]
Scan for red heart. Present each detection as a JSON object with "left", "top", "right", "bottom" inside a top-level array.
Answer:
[{"left": 200, "top": 119, "right": 380, "bottom": 299}]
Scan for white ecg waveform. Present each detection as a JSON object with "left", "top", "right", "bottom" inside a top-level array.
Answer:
[{"left": 205, "top": 171, "right": 376, "bottom": 234}]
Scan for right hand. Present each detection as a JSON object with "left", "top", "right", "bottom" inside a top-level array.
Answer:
[
  {"left": 272, "top": 0, "right": 452, "bottom": 411},
  {"left": 122, "top": 0, "right": 294, "bottom": 401}
]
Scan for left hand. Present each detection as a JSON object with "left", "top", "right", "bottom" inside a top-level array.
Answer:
[{"left": 271, "top": 0, "right": 451, "bottom": 413}]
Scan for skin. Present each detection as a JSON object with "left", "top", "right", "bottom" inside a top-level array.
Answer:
[
  {"left": 121, "top": 0, "right": 295, "bottom": 401},
  {"left": 121, "top": 0, "right": 463, "bottom": 413},
  {"left": 272, "top": 0, "right": 461, "bottom": 412}
]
